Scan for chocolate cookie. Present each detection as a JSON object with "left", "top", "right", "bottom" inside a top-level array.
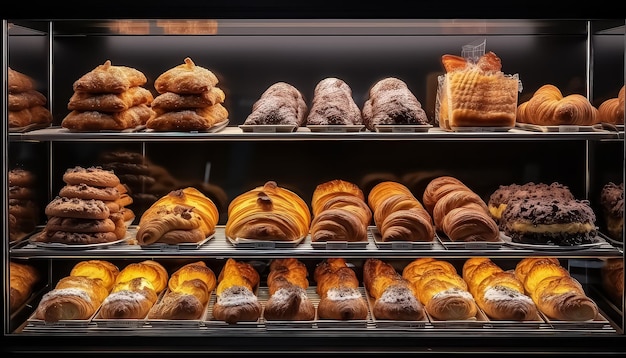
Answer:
[
  {"left": 63, "top": 166, "right": 120, "bottom": 187},
  {"left": 45, "top": 216, "right": 116, "bottom": 233},
  {"left": 101, "top": 162, "right": 150, "bottom": 175},
  {"left": 59, "top": 183, "right": 121, "bottom": 201},
  {"left": 9, "top": 168, "right": 36, "bottom": 187},
  {"left": 45, "top": 196, "right": 110, "bottom": 220},
  {"left": 33, "top": 230, "right": 119, "bottom": 244},
  {"left": 8, "top": 186, "right": 36, "bottom": 200},
  {"left": 501, "top": 197, "right": 597, "bottom": 246},
  {"left": 99, "top": 150, "right": 145, "bottom": 164}
]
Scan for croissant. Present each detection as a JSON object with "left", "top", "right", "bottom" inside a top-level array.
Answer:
[
  {"left": 10, "top": 261, "right": 40, "bottom": 312},
  {"left": 114, "top": 260, "right": 169, "bottom": 294},
  {"left": 212, "top": 258, "right": 261, "bottom": 324},
  {"left": 597, "top": 85, "right": 625, "bottom": 125},
  {"left": 312, "top": 179, "right": 366, "bottom": 216},
  {"left": 137, "top": 187, "right": 219, "bottom": 245},
  {"left": 462, "top": 258, "right": 537, "bottom": 321},
  {"left": 363, "top": 258, "right": 425, "bottom": 321},
  {"left": 34, "top": 275, "right": 110, "bottom": 322},
  {"left": 314, "top": 258, "right": 368, "bottom": 320},
  {"left": 402, "top": 258, "right": 477, "bottom": 320},
  {"left": 99, "top": 277, "right": 159, "bottom": 319},
  {"left": 441, "top": 204, "right": 500, "bottom": 242},
  {"left": 225, "top": 181, "right": 311, "bottom": 241},
  {"left": 70, "top": 259, "right": 120, "bottom": 291},
  {"left": 368, "top": 181, "right": 434, "bottom": 242},
  {"left": 514, "top": 257, "right": 599, "bottom": 321},
  {"left": 168, "top": 261, "right": 217, "bottom": 296},
  {"left": 517, "top": 84, "right": 598, "bottom": 126},
  {"left": 601, "top": 258, "right": 624, "bottom": 305},
  {"left": 264, "top": 258, "right": 315, "bottom": 321},
  {"left": 421, "top": 176, "right": 466, "bottom": 215},
  {"left": 432, "top": 190, "right": 489, "bottom": 230}
]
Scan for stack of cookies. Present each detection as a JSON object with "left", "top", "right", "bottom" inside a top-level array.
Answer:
[
  {"left": 33, "top": 166, "right": 134, "bottom": 245},
  {"left": 8, "top": 67, "right": 53, "bottom": 129},
  {"left": 8, "top": 168, "right": 39, "bottom": 242},
  {"left": 147, "top": 57, "right": 229, "bottom": 131},
  {"left": 61, "top": 60, "right": 155, "bottom": 131}
]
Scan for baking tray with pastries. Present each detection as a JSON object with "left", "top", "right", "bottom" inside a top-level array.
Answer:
[
  {"left": 92, "top": 260, "right": 169, "bottom": 328},
  {"left": 145, "top": 57, "right": 229, "bottom": 133},
  {"left": 422, "top": 175, "right": 505, "bottom": 249},
  {"left": 305, "top": 77, "right": 366, "bottom": 133},
  {"left": 309, "top": 179, "right": 371, "bottom": 250},
  {"left": 134, "top": 187, "right": 219, "bottom": 250},
  {"left": 225, "top": 181, "right": 311, "bottom": 249},
  {"left": 8, "top": 67, "right": 53, "bottom": 132},
  {"left": 435, "top": 46, "right": 519, "bottom": 133},
  {"left": 367, "top": 180, "right": 437, "bottom": 250},
  {"left": 25, "top": 259, "right": 120, "bottom": 330},
  {"left": 515, "top": 84, "right": 605, "bottom": 133},
  {"left": 488, "top": 181, "right": 613, "bottom": 251},
  {"left": 61, "top": 60, "right": 155, "bottom": 133},
  {"left": 27, "top": 166, "right": 134, "bottom": 250}
]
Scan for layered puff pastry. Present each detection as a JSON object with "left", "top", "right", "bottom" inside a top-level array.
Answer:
[
  {"left": 136, "top": 187, "right": 219, "bottom": 246},
  {"left": 225, "top": 181, "right": 311, "bottom": 242},
  {"left": 147, "top": 57, "right": 228, "bottom": 131},
  {"left": 264, "top": 258, "right": 315, "bottom": 321},
  {"left": 517, "top": 84, "right": 598, "bottom": 126},
  {"left": 597, "top": 85, "right": 625, "bottom": 125},
  {"left": 212, "top": 258, "right": 262, "bottom": 324},
  {"left": 367, "top": 181, "right": 434, "bottom": 242},
  {"left": 10, "top": 261, "right": 41, "bottom": 312},
  {"left": 8, "top": 67, "right": 53, "bottom": 128},
  {"left": 310, "top": 179, "right": 372, "bottom": 243},
  {"left": 314, "top": 258, "right": 368, "bottom": 320}
]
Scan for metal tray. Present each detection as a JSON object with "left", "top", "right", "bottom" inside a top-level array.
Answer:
[
  {"left": 374, "top": 124, "right": 432, "bottom": 133},
  {"left": 306, "top": 125, "right": 366, "bottom": 133},
  {"left": 370, "top": 227, "right": 436, "bottom": 250},
  {"left": 227, "top": 235, "right": 305, "bottom": 249},
  {"left": 238, "top": 124, "right": 297, "bottom": 133},
  {"left": 436, "top": 231, "right": 504, "bottom": 250}
]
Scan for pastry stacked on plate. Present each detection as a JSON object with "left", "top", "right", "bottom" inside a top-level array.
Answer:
[
  {"left": 33, "top": 166, "right": 131, "bottom": 245},
  {"left": 517, "top": 84, "right": 598, "bottom": 126},
  {"left": 264, "top": 258, "right": 315, "bottom": 321},
  {"left": 98, "top": 260, "right": 168, "bottom": 319},
  {"left": 33, "top": 260, "right": 119, "bottom": 322},
  {"left": 422, "top": 176, "right": 499, "bottom": 242},
  {"left": 8, "top": 67, "right": 53, "bottom": 128},
  {"left": 136, "top": 187, "right": 219, "bottom": 246},
  {"left": 362, "top": 77, "right": 429, "bottom": 131},
  {"left": 489, "top": 181, "right": 597, "bottom": 246},
  {"left": 367, "top": 180, "right": 434, "bottom": 242},
  {"left": 62, "top": 60, "right": 155, "bottom": 131},
  {"left": 148, "top": 261, "right": 216, "bottom": 320},
  {"left": 212, "top": 258, "right": 262, "bottom": 324},
  {"left": 243, "top": 82, "right": 308, "bottom": 127},
  {"left": 225, "top": 181, "right": 311, "bottom": 242},
  {"left": 8, "top": 168, "right": 40, "bottom": 242},
  {"left": 310, "top": 179, "right": 372, "bottom": 243},
  {"left": 147, "top": 57, "right": 228, "bottom": 131},
  {"left": 305, "top": 77, "right": 363, "bottom": 126}
]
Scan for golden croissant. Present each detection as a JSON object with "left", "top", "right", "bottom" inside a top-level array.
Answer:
[
  {"left": 597, "top": 85, "right": 624, "bottom": 124},
  {"left": 264, "top": 258, "right": 315, "bottom": 321},
  {"left": 517, "top": 84, "right": 598, "bottom": 126},
  {"left": 212, "top": 258, "right": 261, "bottom": 324}
]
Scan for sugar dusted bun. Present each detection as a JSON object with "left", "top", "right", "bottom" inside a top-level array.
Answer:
[
  {"left": 306, "top": 77, "right": 362, "bottom": 126},
  {"left": 154, "top": 57, "right": 218, "bottom": 94},
  {"left": 264, "top": 258, "right": 315, "bottom": 321},
  {"left": 73, "top": 60, "right": 147, "bottom": 94},
  {"left": 314, "top": 258, "right": 368, "bottom": 320},
  {"left": 212, "top": 258, "right": 261, "bottom": 324}
]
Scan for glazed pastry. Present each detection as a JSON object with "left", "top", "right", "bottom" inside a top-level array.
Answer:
[
  {"left": 363, "top": 258, "right": 425, "bottom": 321},
  {"left": 462, "top": 258, "right": 537, "bottom": 321},
  {"left": 402, "top": 258, "right": 477, "bottom": 321},
  {"left": 314, "top": 258, "right": 368, "bottom": 320},
  {"left": 361, "top": 77, "right": 429, "bottom": 131},
  {"left": 243, "top": 82, "right": 308, "bottom": 127},
  {"left": 225, "top": 181, "right": 311, "bottom": 242},
  {"left": 264, "top": 258, "right": 315, "bottom": 321},
  {"left": 517, "top": 84, "right": 598, "bottom": 126},
  {"left": 212, "top": 258, "right": 261, "bottom": 324},
  {"left": 514, "top": 257, "right": 599, "bottom": 321}
]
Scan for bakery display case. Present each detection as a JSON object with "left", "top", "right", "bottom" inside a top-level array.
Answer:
[{"left": 3, "top": 11, "right": 626, "bottom": 356}]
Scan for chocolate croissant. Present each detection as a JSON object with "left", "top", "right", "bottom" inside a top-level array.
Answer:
[
  {"left": 314, "top": 258, "right": 368, "bottom": 320},
  {"left": 225, "top": 181, "right": 311, "bottom": 242},
  {"left": 462, "top": 257, "right": 537, "bottom": 321},
  {"left": 264, "top": 258, "right": 315, "bottom": 321},
  {"left": 363, "top": 258, "right": 425, "bottom": 321},
  {"left": 212, "top": 258, "right": 261, "bottom": 324}
]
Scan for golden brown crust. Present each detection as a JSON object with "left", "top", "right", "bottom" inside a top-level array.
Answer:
[
  {"left": 422, "top": 176, "right": 466, "bottom": 215},
  {"left": 151, "top": 87, "right": 225, "bottom": 111},
  {"left": 154, "top": 57, "right": 219, "bottom": 94},
  {"left": 70, "top": 260, "right": 120, "bottom": 291},
  {"left": 99, "top": 277, "right": 159, "bottom": 319},
  {"left": 441, "top": 204, "right": 500, "bottom": 242},
  {"left": 312, "top": 179, "right": 365, "bottom": 216},
  {"left": 601, "top": 258, "right": 623, "bottom": 305},
  {"left": 68, "top": 86, "right": 154, "bottom": 112},
  {"left": 264, "top": 258, "right": 315, "bottom": 321},
  {"left": 9, "top": 106, "right": 53, "bottom": 128},
  {"left": 363, "top": 258, "right": 425, "bottom": 321},
  {"left": 212, "top": 258, "right": 261, "bottom": 324},
  {"left": 8, "top": 67, "right": 35, "bottom": 93},
  {"left": 61, "top": 104, "right": 155, "bottom": 131},
  {"left": 114, "top": 260, "right": 169, "bottom": 294},
  {"left": 314, "top": 258, "right": 368, "bottom": 320},
  {"left": 34, "top": 275, "right": 110, "bottom": 322},
  {"left": 597, "top": 86, "right": 625, "bottom": 125},
  {"left": 517, "top": 84, "right": 598, "bottom": 126},
  {"left": 10, "top": 261, "right": 40, "bottom": 312},
  {"left": 73, "top": 60, "right": 147, "bottom": 94},
  {"left": 147, "top": 103, "right": 228, "bottom": 131},
  {"left": 9, "top": 89, "right": 47, "bottom": 111}
]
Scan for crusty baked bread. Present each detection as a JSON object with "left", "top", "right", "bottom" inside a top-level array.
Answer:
[
  {"left": 243, "top": 82, "right": 308, "bottom": 127},
  {"left": 367, "top": 181, "right": 434, "bottom": 242},
  {"left": 137, "top": 187, "right": 219, "bottom": 245},
  {"left": 517, "top": 84, "right": 598, "bottom": 126},
  {"left": 306, "top": 77, "right": 363, "bottom": 126},
  {"left": 212, "top": 258, "right": 262, "bottom": 324},
  {"left": 10, "top": 261, "right": 41, "bottom": 312},
  {"left": 514, "top": 257, "right": 599, "bottom": 321},
  {"left": 264, "top": 258, "right": 315, "bottom": 321},
  {"left": 363, "top": 258, "right": 425, "bottom": 321},
  {"left": 362, "top": 77, "right": 429, "bottom": 131},
  {"left": 462, "top": 257, "right": 537, "bottom": 321},
  {"left": 225, "top": 181, "right": 311, "bottom": 242},
  {"left": 310, "top": 179, "right": 371, "bottom": 243},
  {"left": 597, "top": 86, "right": 625, "bottom": 125},
  {"left": 314, "top": 258, "right": 368, "bottom": 320},
  {"left": 437, "top": 52, "right": 518, "bottom": 129},
  {"left": 402, "top": 257, "right": 477, "bottom": 321}
]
